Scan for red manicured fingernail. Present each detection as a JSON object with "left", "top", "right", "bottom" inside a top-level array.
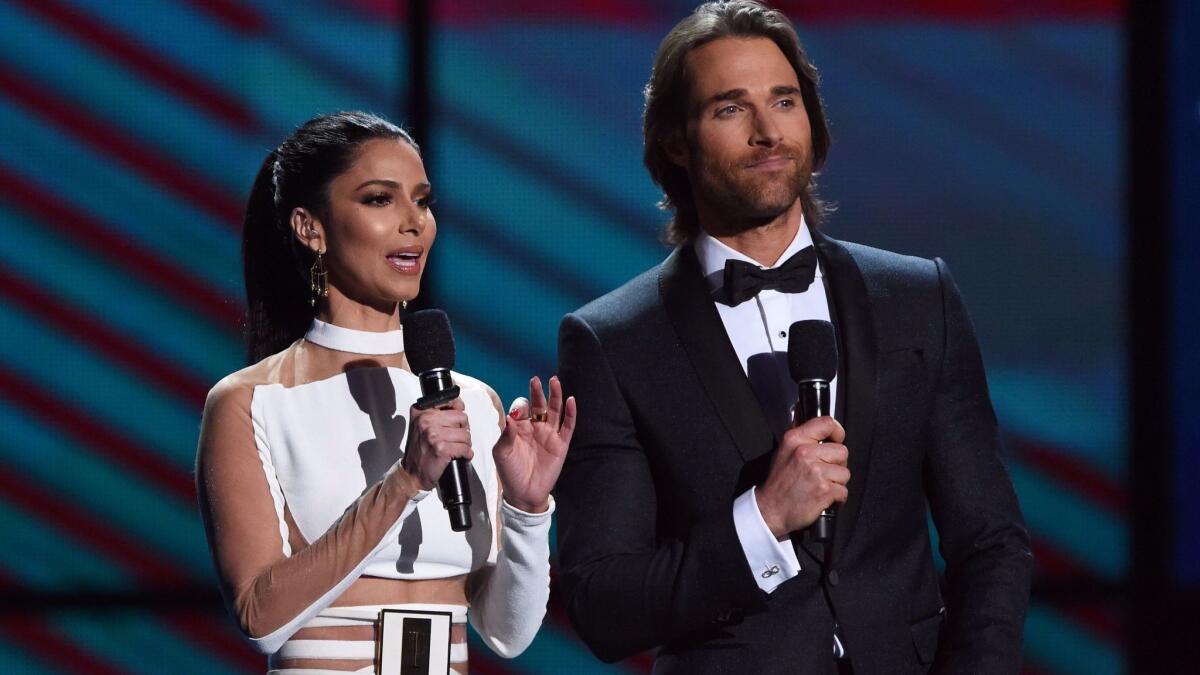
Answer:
[{"left": 510, "top": 409, "right": 521, "bottom": 419}]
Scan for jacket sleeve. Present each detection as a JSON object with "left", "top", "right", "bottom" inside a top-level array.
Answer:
[
  {"left": 554, "top": 312, "right": 767, "bottom": 663},
  {"left": 925, "top": 259, "right": 1033, "bottom": 674}
]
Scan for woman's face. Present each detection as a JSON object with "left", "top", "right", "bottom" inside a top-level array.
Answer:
[{"left": 311, "top": 138, "right": 436, "bottom": 314}]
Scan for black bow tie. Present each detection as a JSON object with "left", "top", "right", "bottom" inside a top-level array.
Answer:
[{"left": 720, "top": 246, "right": 818, "bottom": 306}]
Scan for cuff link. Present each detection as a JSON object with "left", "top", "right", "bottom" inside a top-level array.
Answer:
[{"left": 760, "top": 564, "right": 781, "bottom": 579}]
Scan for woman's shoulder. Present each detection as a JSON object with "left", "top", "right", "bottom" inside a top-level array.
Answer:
[{"left": 205, "top": 342, "right": 299, "bottom": 415}]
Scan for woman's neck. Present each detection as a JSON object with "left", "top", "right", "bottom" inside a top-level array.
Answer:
[{"left": 318, "top": 292, "right": 401, "bottom": 332}]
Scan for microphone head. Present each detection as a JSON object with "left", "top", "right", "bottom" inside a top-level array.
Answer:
[
  {"left": 788, "top": 320, "right": 837, "bottom": 382},
  {"left": 402, "top": 309, "right": 456, "bottom": 374}
]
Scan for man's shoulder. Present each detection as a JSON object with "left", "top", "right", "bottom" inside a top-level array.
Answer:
[
  {"left": 837, "top": 237, "right": 937, "bottom": 277},
  {"left": 824, "top": 234, "right": 944, "bottom": 296},
  {"left": 569, "top": 259, "right": 666, "bottom": 336}
]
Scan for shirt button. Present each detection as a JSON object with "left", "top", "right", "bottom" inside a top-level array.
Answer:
[{"left": 827, "top": 570, "right": 840, "bottom": 586}]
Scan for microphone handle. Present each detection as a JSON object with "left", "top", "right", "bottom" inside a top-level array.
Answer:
[
  {"left": 793, "top": 380, "right": 835, "bottom": 543},
  {"left": 415, "top": 370, "right": 472, "bottom": 532}
]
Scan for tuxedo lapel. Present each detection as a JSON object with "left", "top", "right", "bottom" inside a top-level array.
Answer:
[
  {"left": 812, "top": 229, "right": 879, "bottom": 560},
  {"left": 659, "top": 246, "right": 777, "bottom": 463}
]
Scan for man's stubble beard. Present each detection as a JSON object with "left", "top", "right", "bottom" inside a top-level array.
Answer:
[{"left": 690, "top": 141, "right": 814, "bottom": 233}]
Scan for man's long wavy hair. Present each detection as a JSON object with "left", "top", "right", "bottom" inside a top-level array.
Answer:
[{"left": 644, "top": 0, "right": 832, "bottom": 246}]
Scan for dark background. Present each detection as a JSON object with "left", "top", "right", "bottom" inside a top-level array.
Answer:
[{"left": 0, "top": 0, "right": 1193, "bottom": 672}]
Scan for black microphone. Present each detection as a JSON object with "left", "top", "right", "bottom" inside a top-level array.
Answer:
[
  {"left": 402, "top": 309, "right": 472, "bottom": 532},
  {"left": 787, "top": 319, "right": 838, "bottom": 544}
]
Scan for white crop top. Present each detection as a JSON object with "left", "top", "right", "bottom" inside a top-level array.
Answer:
[
  {"left": 196, "top": 319, "right": 553, "bottom": 662},
  {"left": 251, "top": 369, "right": 502, "bottom": 580}
]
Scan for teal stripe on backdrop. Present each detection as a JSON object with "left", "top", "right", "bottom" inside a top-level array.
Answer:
[
  {"left": 1024, "top": 604, "right": 1121, "bottom": 675},
  {"left": 242, "top": 0, "right": 406, "bottom": 91},
  {"left": 454, "top": 331, "right": 540, "bottom": 407},
  {"left": 0, "top": 497, "right": 129, "bottom": 588},
  {"left": 808, "top": 29, "right": 1114, "bottom": 258},
  {"left": 436, "top": 226, "right": 587, "bottom": 365},
  {"left": 50, "top": 610, "right": 246, "bottom": 675},
  {"left": 60, "top": 0, "right": 404, "bottom": 120},
  {"left": 0, "top": 101, "right": 243, "bottom": 296},
  {"left": 435, "top": 124, "right": 664, "bottom": 299},
  {"left": 1009, "top": 461, "right": 1126, "bottom": 579},
  {"left": 0, "top": 642, "right": 67, "bottom": 675},
  {"left": 0, "top": 2, "right": 262, "bottom": 192},
  {"left": 0, "top": 210, "right": 242, "bottom": 383},
  {"left": 0, "top": 299, "right": 204, "bottom": 470},
  {"left": 989, "top": 368, "right": 1124, "bottom": 478},
  {"left": 435, "top": 32, "right": 663, "bottom": 221},
  {"left": 0, "top": 404, "right": 209, "bottom": 579}
]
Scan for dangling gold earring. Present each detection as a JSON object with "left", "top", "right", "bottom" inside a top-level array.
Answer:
[{"left": 310, "top": 249, "right": 328, "bottom": 307}]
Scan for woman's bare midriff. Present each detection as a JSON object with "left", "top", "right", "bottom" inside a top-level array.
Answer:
[{"left": 279, "top": 575, "right": 470, "bottom": 673}]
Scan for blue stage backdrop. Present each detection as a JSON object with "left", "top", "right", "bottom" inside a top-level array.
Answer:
[{"left": 0, "top": 1, "right": 1126, "bottom": 673}]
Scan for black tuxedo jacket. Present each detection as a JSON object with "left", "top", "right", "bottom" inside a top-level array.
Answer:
[{"left": 555, "top": 230, "right": 1032, "bottom": 674}]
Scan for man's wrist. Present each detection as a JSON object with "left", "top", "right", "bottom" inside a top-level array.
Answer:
[{"left": 754, "top": 488, "right": 787, "bottom": 540}]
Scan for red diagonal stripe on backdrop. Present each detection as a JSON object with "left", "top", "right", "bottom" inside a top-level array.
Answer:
[
  {"left": 183, "top": 0, "right": 268, "bottom": 34},
  {"left": 10, "top": 0, "right": 257, "bottom": 132},
  {"left": 773, "top": 0, "right": 1121, "bottom": 22},
  {"left": 0, "top": 488, "right": 261, "bottom": 671},
  {"left": 1030, "top": 536, "right": 1123, "bottom": 646},
  {"left": 0, "top": 461, "right": 181, "bottom": 585},
  {"left": 1012, "top": 438, "right": 1126, "bottom": 513},
  {"left": 0, "top": 613, "right": 126, "bottom": 675},
  {"left": 0, "top": 64, "right": 244, "bottom": 229},
  {"left": 0, "top": 166, "right": 243, "bottom": 331},
  {"left": 0, "top": 267, "right": 209, "bottom": 409},
  {"left": 160, "top": 609, "right": 262, "bottom": 672},
  {"left": 410, "top": 0, "right": 1118, "bottom": 24},
  {"left": 0, "top": 366, "right": 194, "bottom": 503}
]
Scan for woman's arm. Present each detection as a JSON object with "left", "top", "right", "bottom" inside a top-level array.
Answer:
[
  {"left": 195, "top": 374, "right": 466, "bottom": 654},
  {"left": 464, "top": 377, "right": 575, "bottom": 658}
]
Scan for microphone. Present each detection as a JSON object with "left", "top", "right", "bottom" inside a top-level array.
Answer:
[
  {"left": 787, "top": 319, "right": 838, "bottom": 544},
  {"left": 402, "top": 309, "right": 472, "bottom": 532}
]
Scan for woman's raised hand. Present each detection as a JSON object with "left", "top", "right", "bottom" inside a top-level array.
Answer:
[
  {"left": 493, "top": 376, "right": 577, "bottom": 513},
  {"left": 402, "top": 398, "right": 474, "bottom": 490}
]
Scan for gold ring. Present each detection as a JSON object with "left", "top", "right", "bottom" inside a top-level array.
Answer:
[{"left": 530, "top": 409, "right": 549, "bottom": 423}]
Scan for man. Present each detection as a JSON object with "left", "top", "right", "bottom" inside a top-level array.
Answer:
[{"left": 554, "top": 2, "right": 1033, "bottom": 674}]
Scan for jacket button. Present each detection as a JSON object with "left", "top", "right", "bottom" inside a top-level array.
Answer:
[
  {"left": 712, "top": 609, "right": 741, "bottom": 625},
  {"left": 827, "top": 570, "right": 840, "bottom": 586}
]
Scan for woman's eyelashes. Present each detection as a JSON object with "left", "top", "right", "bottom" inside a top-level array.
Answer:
[
  {"left": 359, "top": 190, "right": 435, "bottom": 209},
  {"left": 361, "top": 191, "right": 393, "bottom": 206}
]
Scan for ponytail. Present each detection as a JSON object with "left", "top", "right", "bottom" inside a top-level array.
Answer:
[{"left": 242, "top": 152, "right": 314, "bottom": 364}]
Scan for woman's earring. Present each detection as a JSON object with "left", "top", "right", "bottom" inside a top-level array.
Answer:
[
  {"left": 401, "top": 300, "right": 408, "bottom": 310},
  {"left": 310, "top": 250, "right": 328, "bottom": 307}
]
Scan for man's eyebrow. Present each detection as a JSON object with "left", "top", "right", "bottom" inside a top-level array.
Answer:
[
  {"left": 708, "top": 88, "right": 748, "bottom": 104},
  {"left": 772, "top": 85, "right": 801, "bottom": 96},
  {"left": 692, "top": 88, "right": 746, "bottom": 116}
]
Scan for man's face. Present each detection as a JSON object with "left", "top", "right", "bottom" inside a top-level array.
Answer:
[{"left": 677, "top": 36, "right": 813, "bottom": 229}]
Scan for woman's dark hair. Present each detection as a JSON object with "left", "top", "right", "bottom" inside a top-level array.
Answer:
[
  {"left": 242, "top": 111, "right": 416, "bottom": 364},
  {"left": 643, "top": 0, "right": 832, "bottom": 246}
]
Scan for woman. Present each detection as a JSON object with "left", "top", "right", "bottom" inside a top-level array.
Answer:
[{"left": 196, "top": 111, "right": 576, "bottom": 674}]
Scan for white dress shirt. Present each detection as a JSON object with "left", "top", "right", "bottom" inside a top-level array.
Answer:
[{"left": 693, "top": 219, "right": 838, "bottom": 594}]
